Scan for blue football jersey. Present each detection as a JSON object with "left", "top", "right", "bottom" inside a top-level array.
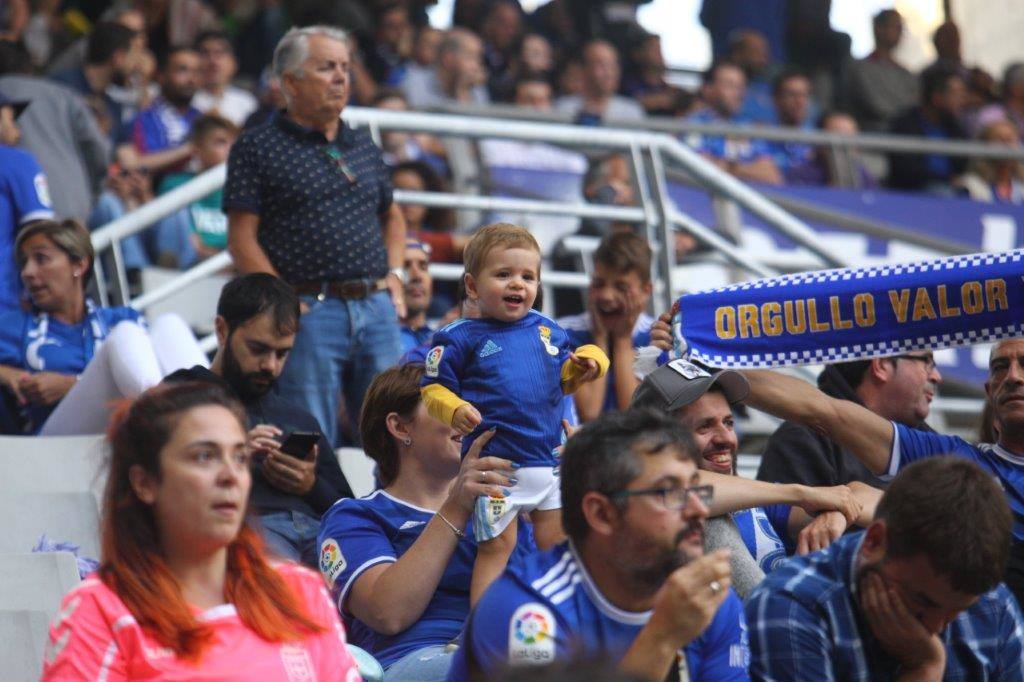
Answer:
[
  {"left": 731, "top": 505, "right": 792, "bottom": 573},
  {"left": 560, "top": 311, "right": 653, "bottom": 414},
  {"left": 0, "top": 302, "right": 143, "bottom": 431},
  {"left": 317, "top": 490, "right": 536, "bottom": 669},
  {"left": 448, "top": 542, "right": 750, "bottom": 681},
  {"left": 422, "top": 311, "right": 573, "bottom": 467},
  {"left": 683, "top": 108, "right": 771, "bottom": 164},
  {"left": 891, "top": 423, "right": 1024, "bottom": 541},
  {"left": 0, "top": 145, "right": 54, "bottom": 308}
]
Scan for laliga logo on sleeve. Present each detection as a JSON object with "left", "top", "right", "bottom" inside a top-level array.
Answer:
[
  {"left": 319, "top": 539, "right": 347, "bottom": 584},
  {"left": 509, "top": 603, "right": 556, "bottom": 663},
  {"left": 538, "top": 325, "right": 559, "bottom": 356},
  {"left": 425, "top": 346, "right": 444, "bottom": 377}
]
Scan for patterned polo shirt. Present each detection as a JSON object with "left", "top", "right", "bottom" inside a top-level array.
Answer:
[
  {"left": 745, "top": 532, "right": 1024, "bottom": 681},
  {"left": 223, "top": 112, "right": 393, "bottom": 282}
]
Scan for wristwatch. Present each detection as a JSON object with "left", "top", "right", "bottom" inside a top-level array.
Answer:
[{"left": 388, "top": 267, "right": 408, "bottom": 285}]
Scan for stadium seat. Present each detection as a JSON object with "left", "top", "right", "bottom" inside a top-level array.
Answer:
[
  {"left": 0, "top": 492, "right": 101, "bottom": 559},
  {"left": 0, "top": 552, "right": 81, "bottom": 682},
  {"left": 0, "top": 435, "right": 108, "bottom": 505},
  {"left": 140, "top": 267, "right": 230, "bottom": 336},
  {"left": 337, "top": 448, "right": 377, "bottom": 498}
]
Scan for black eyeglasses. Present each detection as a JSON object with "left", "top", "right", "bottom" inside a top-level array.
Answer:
[
  {"left": 895, "top": 354, "right": 937, "bottom": 373},
  {"left": 609, "top": 484, "right": 714, "bottom": 511}
]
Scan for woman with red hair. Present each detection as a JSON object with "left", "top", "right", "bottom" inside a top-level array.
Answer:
[{"left": 41, "top": 382, "right": 361, "bottom": 680}]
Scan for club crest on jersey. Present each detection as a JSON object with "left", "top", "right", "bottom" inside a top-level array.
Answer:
[
  {"left": 425, "top": 346, "right": 444, "bottom": 377},
  {"left": 538, "top": 325, "right": 559, "bottom": 356},
  {"left": 488, "top": 495, "right": 507, "bottom": 523},
  {"left": 509, "top": 603, "right": 556, "bottom": 663},
  {"left": 319, "top": 538, "right": 347, "bottom": 584}
]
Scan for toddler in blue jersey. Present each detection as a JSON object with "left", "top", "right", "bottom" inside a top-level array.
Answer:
[{"left": 421, "top": 224, "right": 608, "bottom": 597}]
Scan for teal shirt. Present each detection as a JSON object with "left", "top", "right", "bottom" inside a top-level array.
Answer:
[{"left": 158, "top": 172, "right": 227, "bottom": 249}]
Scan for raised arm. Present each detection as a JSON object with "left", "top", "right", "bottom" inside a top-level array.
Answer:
[
  {"left": 347, "top": 432, "right": 513, "bottom": 635},
  {"left": 740, "top": 369, "right": 895, "bottom": 475},
  {"left": 701, "top": 470, "right": 861, "bottom": 525}
]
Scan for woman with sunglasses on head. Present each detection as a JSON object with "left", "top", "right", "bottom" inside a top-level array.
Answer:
[
  {"left": 0, "top": 219, "right": 204, "bottom": 435},
  {"left": 41, "top": 382, "right": 361, "bottom": 680}
]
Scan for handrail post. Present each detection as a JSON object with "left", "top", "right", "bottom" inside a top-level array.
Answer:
[
  {"left": 710, "top": 196, "right": 745, "bottom": 284},
  {"left": 641, "top": 145, "right": 678, "bottom": 312},
  {"left": 92, "top": 255, "right": 110, "bottom": 307},
  {"left": 110, "top": 239, "right": 131, "bottom": 306}
]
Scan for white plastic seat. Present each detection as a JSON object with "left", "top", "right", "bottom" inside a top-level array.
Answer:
[
  {"left": 0, "top": 491, "right": 101, "bottom": 559},
  {"left": 337, "top": 447, "right": 378, "bottom": 498},
  {"left": 0, "top": 435, "right": 108, "bottom": 506},
  {"left": 0, "top": 552, "right": 81, "bottom": 681}
]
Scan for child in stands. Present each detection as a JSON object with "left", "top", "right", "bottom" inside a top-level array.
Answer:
[{"left": 420, "top": 223, "right": 608, "bottom": 603}]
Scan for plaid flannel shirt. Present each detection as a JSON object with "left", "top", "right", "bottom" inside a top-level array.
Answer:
[{"left": 745, "top": 532, "right": 1024, "bottom": 681}]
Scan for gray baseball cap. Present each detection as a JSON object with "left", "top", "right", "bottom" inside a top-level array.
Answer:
[{"left": 631, "top": 359, "right": 749, "bottom": 412}]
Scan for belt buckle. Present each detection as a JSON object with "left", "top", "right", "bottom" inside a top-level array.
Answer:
[{"left": 340, "top": 281, "right": 364, "bottom": 298}]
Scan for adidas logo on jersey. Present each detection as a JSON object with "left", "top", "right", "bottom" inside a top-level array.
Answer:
[
  {"left": 399, "top": 520, "right": 427, "bottom": 530},
  {"left": 479, "top": 340, "right": 503, "bottom": 358}
]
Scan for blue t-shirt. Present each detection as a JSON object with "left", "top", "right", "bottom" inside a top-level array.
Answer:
[
  {"left": 764, "top": 118, "right": 816, "bottom": 183},
  {"left": 560, "top": 311, "right": 653, "bottom": 414},
  {"left": 0, "top": 146, "right": 54, "bottom": 309},
  {"left": 317, "top": 489, "right": 536, "bottom": 668},
  {"left": 683, "top": 107, "right": 771, "bottom": 163},
  {"left": 448, "top": 542, "right": 750, "bottom": 680},
  {"left": 920, "top": 117, "right": 953, "bottom": 179},
  {"left": 0, "top": 302, "right": 142, "bottom": 431},
  {"left": 129, "top": 98, "right": 200, "bottom": 153},
  {"left": 891, "top": 423, "right": 1024, "bottom": 541},
  {"left": 732, "top": 504, "right": 791, "bottom": 572},
  {"left": 400, "top": 324, "right": 434, "bottom": 355},
  {"left": 422, "top": 311, "right": 573, "bottom": 467}
]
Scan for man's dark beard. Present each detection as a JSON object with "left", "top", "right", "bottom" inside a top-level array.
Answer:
[
  {"left": 222, "top": 342, "right": 275, "bottom": 401},
  {"left": 626, "top": 519, "right": 707, "bottom": 592},
  {"left": 164, "top": 88, "right": 196, "bottom": 108}
]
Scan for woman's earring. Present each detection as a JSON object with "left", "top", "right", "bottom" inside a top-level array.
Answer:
[{"left": 402, "top": 437, "right": 412, "bottom": 446}]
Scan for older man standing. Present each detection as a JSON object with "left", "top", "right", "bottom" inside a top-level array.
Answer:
[{"left": 224, "top": 26, "right": 406, "bottom": 445}]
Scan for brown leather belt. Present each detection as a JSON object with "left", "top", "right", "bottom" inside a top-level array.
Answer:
[{"left": 291, "top": 278, "right": 387, "bottom": 300}]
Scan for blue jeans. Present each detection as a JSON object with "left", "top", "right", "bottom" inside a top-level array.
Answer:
[
  {"left": 276, "top": 291, "right": 402, "bottom": 446},
  {"left": 258, "top": 510, "right": 320, "bottom": 567},
  {"left": 383, "top": 645, "right": 454, "bottom": 681}
]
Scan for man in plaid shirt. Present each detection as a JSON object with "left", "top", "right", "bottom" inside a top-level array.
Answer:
[{"left": 745, "top": 457, "right": 1024, "bottom": 681}]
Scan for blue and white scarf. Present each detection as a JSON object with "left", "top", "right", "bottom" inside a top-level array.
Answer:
[{"left": 674, "top": 250, "right": 1023, "bottom": 368}]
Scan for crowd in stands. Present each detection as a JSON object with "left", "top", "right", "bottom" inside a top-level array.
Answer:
[{"left": 1, "top": 3, "right": 1024, "bottom": 681}]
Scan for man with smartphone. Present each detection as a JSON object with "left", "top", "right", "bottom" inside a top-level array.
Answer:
[{"left": 165, "top": 273, "right": 352, "bottom": 567}]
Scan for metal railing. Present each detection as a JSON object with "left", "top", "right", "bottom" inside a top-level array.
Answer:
[
  {"left": 433, "top": 102, "right": 1024, "bottom": 160},
  {"left": 92, "top": 107, "right": 849, "bottom": 315},
  {"left": 86, "top": 107, "right": 985, "bottom": 425}
]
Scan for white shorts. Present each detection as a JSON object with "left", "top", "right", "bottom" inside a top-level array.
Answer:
[{"left": 473, "top": 465, "right": 561, "bottom": 541}]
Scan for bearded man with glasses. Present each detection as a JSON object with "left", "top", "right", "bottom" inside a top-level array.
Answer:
[{"left": 447, "top": 408, "right": 751, "bottom": 681}]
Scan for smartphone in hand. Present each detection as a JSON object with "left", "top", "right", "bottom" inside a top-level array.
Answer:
[{"left": 279, "top": 431, "right": 320, "bottom": 460}]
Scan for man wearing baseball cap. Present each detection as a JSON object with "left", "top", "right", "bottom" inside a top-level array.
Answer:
[{"left": 632, "top": 359, "right": 880, "bottom": 595}]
